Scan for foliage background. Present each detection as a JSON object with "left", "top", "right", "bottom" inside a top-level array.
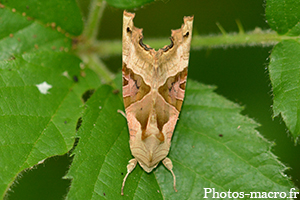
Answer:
[{"left": 2, "top": 0, "right": 300, "bottom": 199}]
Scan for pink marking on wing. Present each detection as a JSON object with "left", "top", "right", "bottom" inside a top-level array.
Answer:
[{"left": 177, "top": 88, "right": 185, "bottom": 100}]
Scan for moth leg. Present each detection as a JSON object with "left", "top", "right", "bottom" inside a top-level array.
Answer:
[
  {"left": 162, "top": 157, "right": 178, "bottom": 192},
  {"left": 121, "top": 158, "right": 137, "bottom": 195},
  {"left": 117, "top": 109, "right": 127, "bottom": 118}
]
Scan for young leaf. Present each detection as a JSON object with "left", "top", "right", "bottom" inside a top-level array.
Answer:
[
  {"left": 105, "top": 0, "right": 154, "bottom": 9},
  {"left": 266, "top": 0, "right": 300, "bottom": 142},
  {"left": 266, "top": 0, "right": 300, "bottom": 35},
  {"left": 268, "top": 40, "right": 300, "bottom": 142},
  {"left": 65, "top": 80, "right": 295, "bottom": 199}
]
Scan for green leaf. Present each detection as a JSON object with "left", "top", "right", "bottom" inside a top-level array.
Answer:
[
  {"left": 0, "top": 0, "right": 99, "bottom": 198},
  {"left": 266, "top": 0, "right": 300, "bottom": 142},
  {"left": 105, "top": 0, "right": 154, "bottom": 9},
  {"left": 1, "top": 0, "right": 83, "bottom": 36},
  {"left": 0, "top": 6, "right": 72, "bottom": 60},
  {"left": 1, "top": 0, "right": 298, "bottom": 198},
  {"left": 0, "top": 51, "right": 101, "bottom": 199},
  {"left": 268, "top": 40, "right": 300, "bottom": 142},
  {"left": 65, "top": 85, "right": 155, "bottom": 200},
  {"left": 66, "top": 80, "right": 295, "bottom": 199},
  {"left": 266, "top": 0, "right": 300, "bottom": 35}
]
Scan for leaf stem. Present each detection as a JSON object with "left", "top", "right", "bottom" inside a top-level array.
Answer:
[
  {"left": 81, "top": 53, "right": 115, "bottom": 83},
  {"left": 191, "top": 28, "right": 280, "bottom": 49},
  {"left": 79, "top": 0, "right": 114, "bottom": 83},
  {"left": 90, "top": 29, "right": 282, "bottom": 57},
  {"left": 83, "top": 0, "right": 106, "bottom": 42}
]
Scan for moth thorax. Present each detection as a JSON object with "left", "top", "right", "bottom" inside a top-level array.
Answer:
[
  {"left": 137, "top": 135, "right": 162, "bottom": 172},
  {"left": 144, "top": 135, "right": 161, "bottom": 155}
]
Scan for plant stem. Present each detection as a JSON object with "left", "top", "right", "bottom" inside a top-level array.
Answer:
[
  {"left": 83, "top": 0, "right": 106, "bottom": 42},
  {"left": 81, "top": 53, "right": 115, "bottom": 83},
  {"left": 191, "top": 28, "right": 280, "bottom": 49},
  {"left": 91, "top": 29, "right": 283, "bottom": 57},
  {"left": 79, "top": 0, "right": 113, "bottom": 83},
  {"left": 79, "top": 27, "right": 296, "bottom": 83}
]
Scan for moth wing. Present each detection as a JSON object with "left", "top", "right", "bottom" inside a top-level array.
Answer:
[{"left": 157, "top": 16, "right": 194, "bottom": 142}]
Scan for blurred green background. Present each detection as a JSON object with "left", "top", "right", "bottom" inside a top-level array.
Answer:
[{"left": 7, "top": 0, "right": 300, "bottom": 199}]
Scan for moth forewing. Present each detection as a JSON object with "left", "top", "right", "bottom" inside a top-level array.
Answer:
[{"left": 121, "top": 11, "right": 193, "bottom": 195}]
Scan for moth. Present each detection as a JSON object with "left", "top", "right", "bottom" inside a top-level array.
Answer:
[{"left": 121, "top": 11, "right": 193, "bottom": 195}]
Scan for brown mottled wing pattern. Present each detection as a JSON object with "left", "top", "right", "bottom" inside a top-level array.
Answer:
[
  {"left": 121, "top": 11, "right": 193, "bottom": 195},
  {"left": 122, "top": 11, "right": 193, "bottom": 171}
]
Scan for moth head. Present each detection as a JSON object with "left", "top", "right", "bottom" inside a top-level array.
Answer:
[
  {"left": 139, "top": 160, "right": 159, "bottom": 173},
  {"left": 131, "top": 133, "right": 170, "bottom": 173},
  {"left": 132, "top": 135, "right": 170, "bottom": 173}
]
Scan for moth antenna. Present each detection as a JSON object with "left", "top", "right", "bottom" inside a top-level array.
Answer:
[
  {"left": 121, "top": 173, "right": 129, "bottom": 195},
  {"left": 162, "top": 157, "right": 177, "bottom": 192},
  {"left": 170, "top": 168, "right": 178, "bottom": 192},
  {"left": 121, "top": 159, "right": 137, "bottom": 195}
]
